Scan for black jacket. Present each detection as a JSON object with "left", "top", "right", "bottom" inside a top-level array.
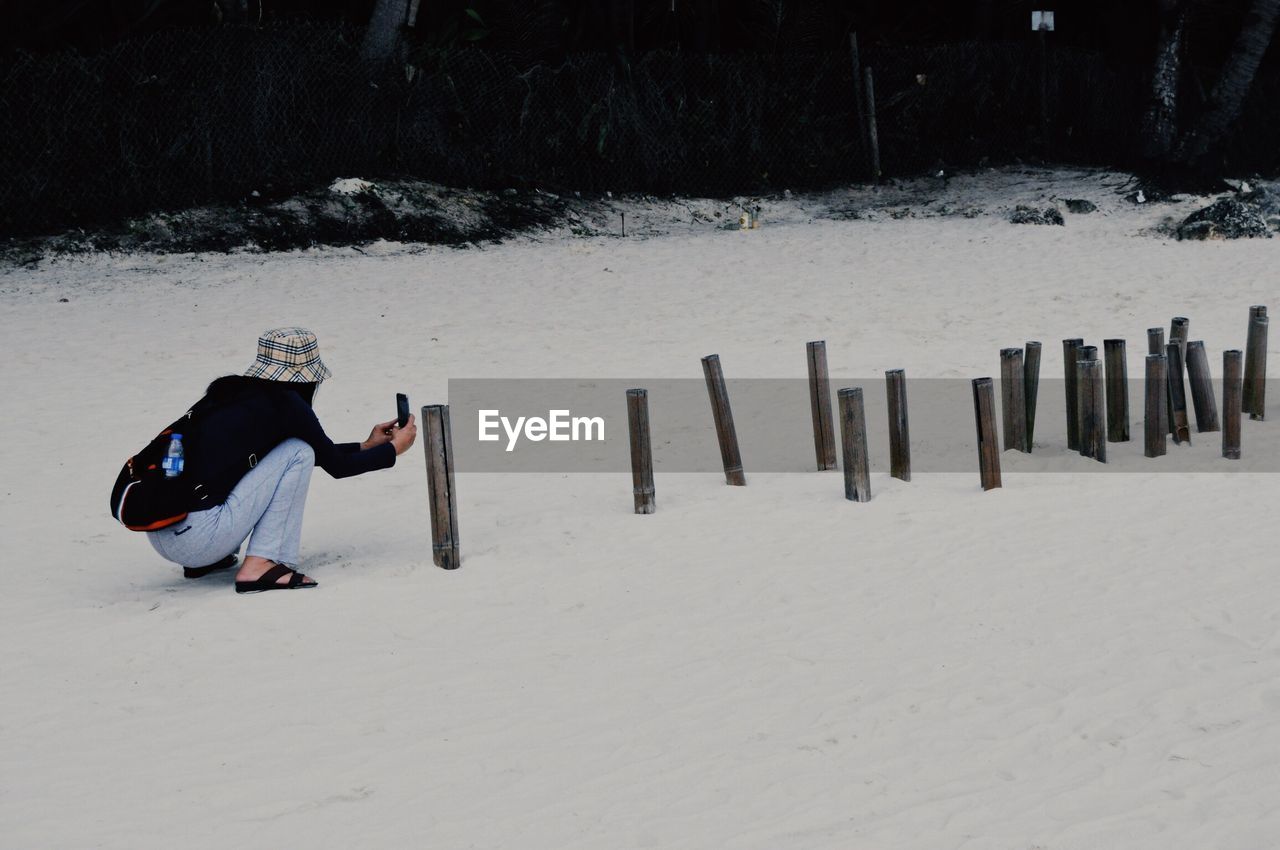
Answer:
[{"left": 182, "top": 376, "right": 396, "bottom": 511}]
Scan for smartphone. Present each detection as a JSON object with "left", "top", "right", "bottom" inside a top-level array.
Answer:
[{"left": 396, "top": 393, "right": 410, "bottom": 428}]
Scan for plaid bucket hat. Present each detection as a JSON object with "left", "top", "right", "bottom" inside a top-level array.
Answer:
[{"left": 244, "top": 327, "right": 333, "bottom": 383}]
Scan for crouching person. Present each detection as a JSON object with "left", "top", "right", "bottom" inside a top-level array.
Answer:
[{"left": 145, "top": 328, "right": 417, "bottom": 593}]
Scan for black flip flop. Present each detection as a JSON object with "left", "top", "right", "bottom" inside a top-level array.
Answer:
[
  {"left": 183, "top": 554, "right": 238, "bottom": 579},
  {"left": 235, "top": 564, "right": 317, "bottom": 594}
]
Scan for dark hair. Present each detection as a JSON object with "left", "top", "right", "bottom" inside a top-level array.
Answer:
[{"left": 206, "top": 375, "right": 317, "bottom": 407}]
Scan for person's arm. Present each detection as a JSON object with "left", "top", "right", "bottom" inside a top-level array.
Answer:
[
  {"left": 335, "top": 420, "right": 403, "bottom": 453},
  {"left": 277, "top": 393, "right": 398, "bottom": 479}
]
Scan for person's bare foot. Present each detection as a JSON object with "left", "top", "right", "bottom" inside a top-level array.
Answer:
[{"left": 235, "top": 555, "right": 317, "bottom": 588}]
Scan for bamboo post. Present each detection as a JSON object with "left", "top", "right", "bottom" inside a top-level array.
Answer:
[
  {"left": 885, "top": 369, "right": 910, "bottom": 481},
  {"left": 1145, "top": 354, "right": 1167, "bottom": 458},
  {"left": 1103, "top": 339, "right": 1129, "bottom": 442},
  {"left": 1075, "top": 345, "right": 1096, "bottom": 450},
  {"left": 1063, "top": 338, "right": 1084, "bottom": 450},
  {"left": 972, "top": 378, "right": 1002, "bottom": 491},
  {"left": 1170, "top": 316, "right": 1190, "bottom": 357},
  {"left": 838, "top": 388, "right": 871, "bottom": 502},
  {"left": 1184, "top": 340, "right": 1220, "bottom": 432},
  {"left": 1245, "top": 312, "right": 1268, "bottom": 420},
  {"left": 1169, "top": 317, "right": 1189, "bottom": 434},
  {"left": 1000, "top": 348, "right": 1028, "bottom": 452},
  {"left": 1024, "top": 341, "right": 1042, "bottom": 450},
  {"left": 422, "top": 404, "right": 460, "bottom": 570},
  {"left": 806, "top": 341, "right": 837, "bottom": 471},
  {"left": 1223, "top": 350, "right": 1242, "bottom": 460},
  {"left": 1147, "top": 328, "right": 1168, "bottom": 436},
  {"left": 864, "top": 67, "right": 881, "bottom": 183},
  {"left": 1243, "top": 306, "right": 1266, "bottom": 415},
  {"left": 1077, "top": 356, "right": 1106, "bottom": 462},
  {"left": 701, "top": 354, "right": 746, "bottom": 485},
  {"left": 626, "top": 389, "right": 656, "bottom": 514},
  {"left": 1146, "top": 327, "right": 1164, "bottom": 356},
  {"left": 1166, "top": 342, "right": 1191, "bottom": 444}
]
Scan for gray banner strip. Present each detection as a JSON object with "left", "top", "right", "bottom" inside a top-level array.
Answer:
[{"left": 445, "top": 378, "right": 1280, "bottom": 473}]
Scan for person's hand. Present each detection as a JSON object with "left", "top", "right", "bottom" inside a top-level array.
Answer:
[
  {"left": 361, "top": 419, "right": 398, "bottom": 451},
  {"left": 391, "top": 414, "right": 418, "bottom": 456}
]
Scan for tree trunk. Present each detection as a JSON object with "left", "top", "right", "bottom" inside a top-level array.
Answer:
[
  {"left": 975, "top": 0, "right": 996, "bottom": 40},
  {"left": 1141, "top": 0, "right": 1190, "bottom": 160},
  {"left": 1175, "top": 0, "right": 1280, "bottom": 165},
  {"left": 361, "top": 0, "right": 411, "bottom": 64},
  {"left": 610, "top": 0, "right": 635, "bottom": 54},
  {"left": 694, "top": 0, "right": 722, "bottom": 53}
]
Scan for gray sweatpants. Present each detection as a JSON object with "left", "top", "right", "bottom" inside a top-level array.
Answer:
[{"left": 148, "top": 438, "right": 315, "bottom": 569}]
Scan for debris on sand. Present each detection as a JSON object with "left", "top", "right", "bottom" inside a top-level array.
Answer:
[
  {"left": 1009, "top": 205, "right": 1065, "bottom": 226},
  {"left": 1176, "top": 198, "right": 1270, "bottom": 241},
  {"left": 1063, "top": 199, "right": 1097, "bottom": 214},
  {"left": 1237, "top": 184, "right": 1280, "bottom": 230}
]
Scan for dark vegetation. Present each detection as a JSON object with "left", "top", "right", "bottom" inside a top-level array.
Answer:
[
  {"left": 107, "top": 181, "right": 573, "bottom": 253},
  {"left": 2, "top": 1, "right": 1278, "bottom": 239}
]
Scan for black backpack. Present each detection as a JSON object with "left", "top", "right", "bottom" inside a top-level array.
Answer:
[{"left": 109, "top": 399, "right": 213, "bottom": 531}]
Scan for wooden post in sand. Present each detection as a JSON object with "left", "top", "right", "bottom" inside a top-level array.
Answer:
[
  {"left": 838, "top": 388, "right": 871, "bottom": 502},
  {"left": 1244, "top": 310, "right": 1268, "bottom": 420},
  {"left": 1000, "top": 348, "right": 1028, "bottom": 452},
  {"left": 422, "top": 404, "right": 460, "bottom": 570},
  {"left": 701, "top": 354, "right": 746, "bottom": 485},
  {"left": 972, "top": 377, "right": 1001, "bottom": 491},
  {"left": 1024, "top": 341, "right": 1042, "bottom": 449},
  {"left": 1147, "top": 328, "right": 1168, "bottom": 436},
  {"left": 1170, "top": 317, "right": 1190, "bottom": 359},
  {"left": 1223, "top": 350, "right": 1242, "bottom": 460},
  {"left": 1166, "top": 343, "right": 1191, "bottom": 445},
  {"left": 885, "top": 369, "right": 911, "bottom": 481},
  {"left": 1075, "top": 345, "right": 1097, "bottom": 452},
  {"left": 1077, "top": 356, "right": 1106, "bottom": 463},
  {"left": 1184, "top": 340, "right": 1219, "bottom": 433},
  {"left": 1103, "top": 339, "right": 1129, "bottom": 442},
  {"left": 1145, "top": 354, "right": 1167, "bottom": 458},
  {"left": 1169, "top": 317, "right": 1189, "bottom": 435},
  {"left": 806, "top": 341, "right": 837, "bottom": 471},
  {"left": 1147, "top": 327, "right": 1165, "bottom": 357},
  {"left": 1168, "top": 317, "right": 1189, "bottom": 429},
  {"left": 1242, "top": 306, "right": 1266, "bottom": 415},
  {"left": 626, "top": 389, "right": 656, "bottom": 513},
  {"left": 1063, "top": 338, "right": 1084, "bottom": 450}
]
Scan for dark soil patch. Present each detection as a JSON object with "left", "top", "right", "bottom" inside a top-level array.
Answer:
[
  {"left": 1127, "top": 167, "right": 1234, "bottom": 203},
  {"left": 1, "top": 178, "right": 580, "bottom": 261},
  {"left": 1009, "top": 205, "right": 1064, "bottom": 226}
]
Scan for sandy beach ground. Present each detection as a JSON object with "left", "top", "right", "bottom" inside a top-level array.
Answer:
[{"left": 2, "top": 168, "right": 1278, "bottom": 849}]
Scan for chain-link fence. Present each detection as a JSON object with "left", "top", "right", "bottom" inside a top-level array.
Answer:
[{"left": 2, "top": 23, "right": 1277, "bottom": 236}]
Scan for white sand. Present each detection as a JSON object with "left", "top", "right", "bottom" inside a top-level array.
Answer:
[{"left": 2, "top": 168, "right": 1279, "bottom": 849}]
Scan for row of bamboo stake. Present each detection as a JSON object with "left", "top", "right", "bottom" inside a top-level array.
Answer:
[
  {"left": 973, "top": 308, "right": 1268, "bottom": 490},
  {"left": 649, "top": 307, "right": 1269, "bottom": 503},
  {"left": 625, "top": 344, "right": 912, "bottom": 514},
  {"left": 419, "top": 307, "right": 1269, "bottom": 568}
]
